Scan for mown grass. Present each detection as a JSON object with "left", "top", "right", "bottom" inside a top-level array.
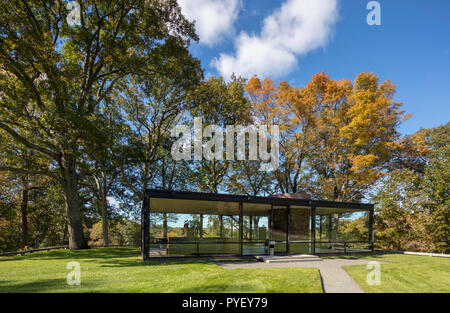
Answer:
[
  {"left": 342, "top": 253, "right": 450, "bottom": 293},
  {"left": 0, "top": 247, "right": 322, "bottom": 293}
]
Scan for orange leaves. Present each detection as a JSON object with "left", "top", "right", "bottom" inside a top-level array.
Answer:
[
  {"left": 245, "top": 75, "right": 263, "bottom": 95},
  {"left": 245, "top": 76, "right": 290, "bottom": 129},
  {"left": 245, "top": 76, "right": 276, "bottom": 102},
  {"left": 245, "top": 71, "right": 410, "bottom": 200}
]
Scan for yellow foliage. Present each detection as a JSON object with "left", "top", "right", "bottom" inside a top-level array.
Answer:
[{"left": 349, "top": 154, "right": 379, "bottom": 173}]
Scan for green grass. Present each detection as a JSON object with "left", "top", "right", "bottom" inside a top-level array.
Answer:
[
  {"left": 0, "top": 247, "right": 322, "bottom": 293},
  {"left": 342, "top": 254, "right": 450, "bottom": 293}
]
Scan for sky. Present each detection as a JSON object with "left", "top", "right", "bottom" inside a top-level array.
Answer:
[{"left": 178, "top": 0, "right": 450, "bottom": 135}]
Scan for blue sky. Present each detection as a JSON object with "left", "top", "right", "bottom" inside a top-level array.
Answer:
[{"left": 179, "top": 0, "right": 450, "bottom": 135}]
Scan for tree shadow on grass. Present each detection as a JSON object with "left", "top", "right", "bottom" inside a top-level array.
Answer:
[
  {"left": 0, "top": 246, "right": 228, "bottom": 269},
  {"left": 321, "top": 253, "right": 388, "bottom": 260},
  {"left": 175, "top": 283, "right": 270, "bottom": 293},
  {"left": 0, "top": 278, "right": 77, "bottom": 293},
  {"left": 98, "top": 258, "right": 214, "bottom": 268},
  {"left": 97, "top": 256, "right": 255, "bottom": 268},
  {"left": 0, "top": 277, "right": 113, "bottom": 293},
  {"left": 88, "top": 252, "right": 250, "bottom": 268},
  {"left": 0, "top": 247, "right": 141, "bottom": 263}
]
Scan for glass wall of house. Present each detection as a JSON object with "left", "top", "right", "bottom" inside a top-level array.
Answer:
[
  {"left": 149, "top": 197, "right": 241, "bottom": 257},
  {"left": 144, "top": 193, "right": 373, "bottom": 258},
  {"left": 242, "top": 203, "right": 270, "bottom": 255},
  {"left": 314, "top": 207, "right": 371, "bottom": 254},
  {"left": 152, "top": 213, "right": 202, "bottom": 257},
  {"left": 289, "top": 206, "right": 313, "bottom": 254},
  {"left": 271, "top": 206, "right": 288, "bottom": 254}
]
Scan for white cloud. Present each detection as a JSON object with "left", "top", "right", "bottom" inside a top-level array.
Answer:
[
  {"left": 212, "top": 0, "right": 338, "bottom": 79},
  {"left": 178, "top": 0, "right": 241, "bottom": 46}
]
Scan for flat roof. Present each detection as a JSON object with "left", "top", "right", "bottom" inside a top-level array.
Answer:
[{"left": 145, "top": 189, "right": 373, "bottom": 216}]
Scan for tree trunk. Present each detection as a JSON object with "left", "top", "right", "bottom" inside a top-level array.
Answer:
[
  {"left": 199, "top": 214, "right": 203, "bottom": 238},
  {"left": 219, "top": 215, "right": 224, "bottom": 238},
  {"left": 94, "top": 174, "right": 109, "bottom": 247},
  {"left": 20, "top": 175, "right": 29, "bottom": 249},
  {"left": 101, "top": 194, "right": 109, "bottom": 247},
  {"left": 61, "top": 155, "right": 89, "bottom": 249},
  {"left": 163, "top": 213, "right": 168, "bottom": 240},
  {"left": 249, "top": 216, "right": 253, "bottom": 240}
]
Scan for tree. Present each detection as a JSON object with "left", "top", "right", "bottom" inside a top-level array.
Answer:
[
  {"left": 0, "top": 0, "right": 201, "bottom": 249},
  {"left": 17, "top": 173, "right": 50, "bottom": 249},
  {"left": 0, "top": 170, "right": 21, "bottom": 252},
  {"left": 373, "top": 169, "right": 423, "bottom": 250},
  {"left": 89, "top": 218, "right": 140, "bottom": 246},
  {"left": 28, "top": 180, "right": 67, "bottom": 248},
  {"left": 190, "top": 75, "right": 250, "bottom": 193},
  {"left": 373, "top": 123, "right": 449, "bottom": 253},
  {"left": 90, "top": 167, "right": 122, "bottom": 247},
  {"left": 305, "top": 72, "right": 408, "bottom": 201},
  {"left": 82, "top": 101, "right": 129, "bottom": 247},
  {"left": 120, "top": 67, "right": 201, "bottom": 203},
  {"left": 245, "top": 72, "right": 408, "bottom": 200},
  {"left": 0, "top": 131, "right": 50, "bottom": 249},
  {"left": 245, "top": 77, "right": 313, "bottom": 195},
  {"left": 420, "top": 123, "right": 449, "bottom": 253},
  {"left": 226, "top": 160, "right": 273, "bottom": 196}
]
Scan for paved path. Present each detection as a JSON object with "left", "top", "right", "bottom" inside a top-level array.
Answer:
[{"left": 216, "top": 258, "right": 385, "bottom": 293}]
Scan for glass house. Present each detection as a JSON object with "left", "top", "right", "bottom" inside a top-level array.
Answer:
[{"left": 141, "top": 189, "right": 374, "bottom": 260}]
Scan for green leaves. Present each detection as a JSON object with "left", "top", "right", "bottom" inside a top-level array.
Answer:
[
  {"left": 0, "top": 0, "right": 202, "bottom": 249},
  {"left": 373, "top": 123, "right": 450, "bottom": 253}
]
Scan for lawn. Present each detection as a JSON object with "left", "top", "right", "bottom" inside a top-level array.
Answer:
[
  {"left": 0, "top": 247, "right": 322, "bottom": 293},
  {"left": 343, "top": 254, "right": 450, "bottom": 293}
]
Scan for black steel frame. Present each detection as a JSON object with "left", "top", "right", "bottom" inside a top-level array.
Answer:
[{"left": 141, "top": 189, "right": 375, "bottom": 260}]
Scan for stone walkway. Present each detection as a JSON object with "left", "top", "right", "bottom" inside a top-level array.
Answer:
[{"left": 216, "top": 258, "right": 385, "bottom": 293}]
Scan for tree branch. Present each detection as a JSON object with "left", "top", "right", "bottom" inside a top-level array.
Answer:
[
  {"left": 0, "top": 166, "right": 61, "bottom": 183},
  {"left": 0, "top": 121, "right": 58, "bottom": 159}
]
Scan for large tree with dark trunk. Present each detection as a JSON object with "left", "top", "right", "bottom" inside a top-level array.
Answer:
[{"left": 0, "top": 0, "right": 202, "bottom": 249}]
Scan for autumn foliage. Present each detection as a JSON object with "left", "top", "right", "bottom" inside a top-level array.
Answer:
[{"left": 245, "top": 72, "right": 411, "bottom": 201}]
